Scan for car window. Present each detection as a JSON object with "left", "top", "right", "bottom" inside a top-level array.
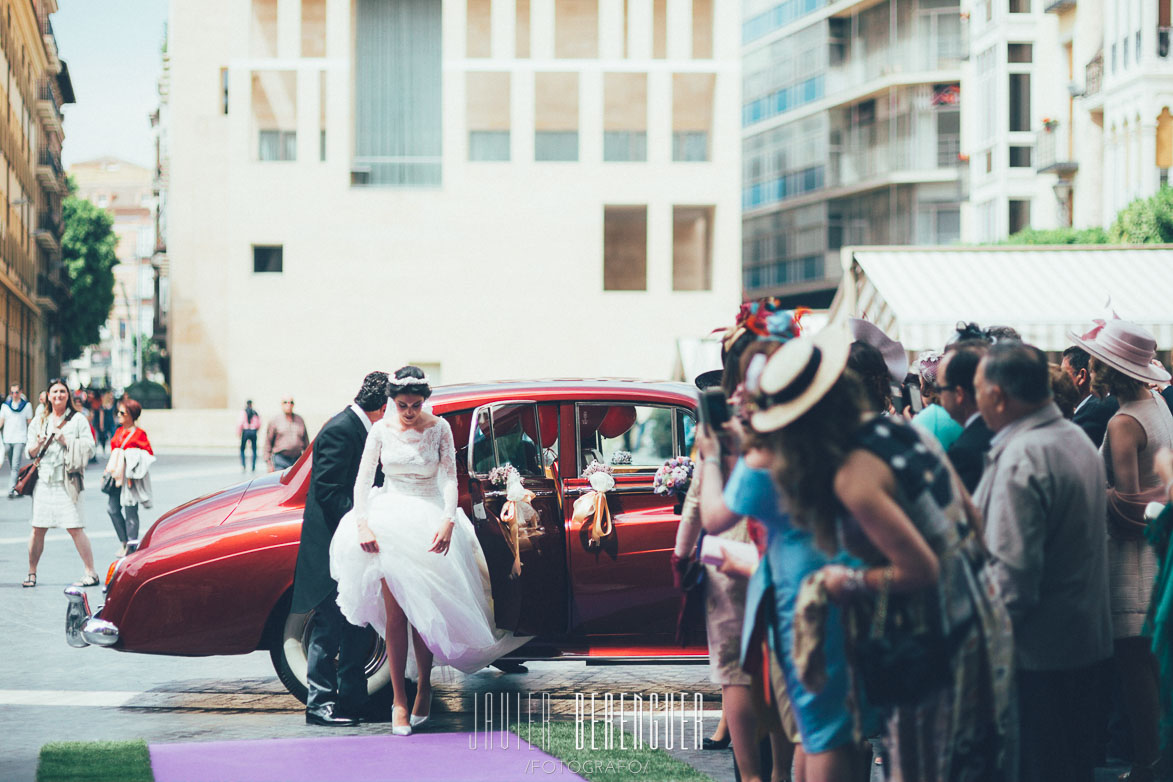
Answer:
[
  {"left": 471, "top": 403, "right": 542, "bottom": 476},
  {"left": 677, "top": 409, "right": 696, "bottom": 456},
  {"left": 577, "top": 404, "right": 679, "bottom": 472}
]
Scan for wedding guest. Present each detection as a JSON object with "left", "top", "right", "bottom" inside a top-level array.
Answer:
[
  {"left": 937, "top": 343, "right": 993, "bottom": 493},
  {"left": 1077, "top": 321, "right": 1173, "bottom": 782},
  {"left": 973, "top": 340, "right": 1112, "bottom": 782},
  {"left": 22, "top": 379, "right": 99, "bottom": 588},
  {"left": 264, "top": 396, "right": 308, "bottom": 471},
  {"left": 1062, "top": 344, "right": 1119, "bottom": 447},
  {"left": 910, "top": 351, "right": 963, "bottom": 449},
  {"left": 1, "top": 383, "right": 33, "bottom": 499},
  {"left": 751, "top": 326, "right": 1016, "bottom": 782},
  {"left": 1148, "top": 447, "right": 1173, "bottom": 767},
  {"left": 103, "top": 399, "right": 155, "bottom": 556},
  {"left": 1049, "top": 363, "right": 1081, "bottom": 419}
]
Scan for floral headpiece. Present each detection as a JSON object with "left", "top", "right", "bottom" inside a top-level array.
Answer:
[
  {"left": 718, "top": 299, "right": 810, "bottom": 355},
  {"left": 916, "top": 351, "right": 943, "bottom": 384}
]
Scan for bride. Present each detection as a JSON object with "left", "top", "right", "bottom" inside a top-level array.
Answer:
[{"left": 330, "top": 366, "right": 528, "bottom": 735}]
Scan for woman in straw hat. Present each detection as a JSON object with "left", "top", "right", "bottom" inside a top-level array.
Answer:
[
  {"left": 746, "top": 324, "right": 1016, "bottom": 782},
  {"left": 1075, "top": 319, "right": 1173, "bottom": 782}
]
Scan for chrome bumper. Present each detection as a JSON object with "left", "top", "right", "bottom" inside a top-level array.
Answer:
[{"left": 64, "top": 586, "right": 120, "bottom": 648}]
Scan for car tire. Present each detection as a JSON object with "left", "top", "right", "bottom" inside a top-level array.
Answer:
[{"left": 269, "top": 609, "right": 392, "bottom": 705}]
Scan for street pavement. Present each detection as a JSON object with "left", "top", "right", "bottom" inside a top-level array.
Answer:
[{"left": 0, "top": 453, "right": 735, "bottom": 782}]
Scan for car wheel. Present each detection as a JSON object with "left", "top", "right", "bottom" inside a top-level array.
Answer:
[{"left": 269, "top": 609, "right": 392, "bottom": 705}]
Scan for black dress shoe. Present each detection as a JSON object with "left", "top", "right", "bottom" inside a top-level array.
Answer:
[
  {"left": 702, "top": 736, "right": 731, "bottom": 750},
  {"left": 306, "top": 704, "right": 358, "bottom": 727}
]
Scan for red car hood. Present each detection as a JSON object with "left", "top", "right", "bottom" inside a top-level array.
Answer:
[{"left": 138, "top": 472, "right": 289, "bottom": 550}]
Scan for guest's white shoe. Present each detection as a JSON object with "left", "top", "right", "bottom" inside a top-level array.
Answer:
[
  {"left": 391, "top": 706, "right": 412, "bottom": 736},
  {"left": 410, "top": 692, "right": 432, "bottom": 729}
]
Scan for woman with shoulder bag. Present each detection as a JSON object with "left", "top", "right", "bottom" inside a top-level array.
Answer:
[
  {"left": 21, "top": 378, "right": 98, "bottom": 588},
  {"left": 103, "top": 398, "right": 155, "bottom": 557}
]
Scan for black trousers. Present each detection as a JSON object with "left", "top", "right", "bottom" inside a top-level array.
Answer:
[
  {"left": 240, "top": 430, "right": 258, "bottom": 470},
  {"left": 305, "top": 589, "right": 369, "bottom": 714},
  {"left": 1018, "top": 660, "right": 1108, "bottom": 782}
]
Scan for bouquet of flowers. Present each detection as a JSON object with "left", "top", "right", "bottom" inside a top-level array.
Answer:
[
  {"left": 654, "top": 456, "right": 695, "bottom": 498},
  {"left": 581, "top": 460, "right": 616, "bottom": 492},
  {"left": 610, "top": 450, "right": 632, "bottom": 465},
  {"left": 488, "top": 464, "right": 519, "bottom": 487}
]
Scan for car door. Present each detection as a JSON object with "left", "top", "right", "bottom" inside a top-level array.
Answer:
[
  {"left": 564, "top": 401, "right": 696, "bottom": 642},
  {"left": 464, "top": 401, "right": 568, "bottom": 638}
]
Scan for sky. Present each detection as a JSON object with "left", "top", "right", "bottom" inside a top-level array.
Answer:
[{"left": 53, "top": 0, "right": 169, "bottom": 169}]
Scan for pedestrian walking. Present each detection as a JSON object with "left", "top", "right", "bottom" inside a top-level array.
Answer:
[
  {"left": 1076, "top": 320, "right": 1173, "bottom": 782},
  {"left": 264, "top": 396, "right": 308, "bottom": 471},
  {"left": 22, "top": 379, "right": 99, "bottom": 589},
  {"left": 974, "top": 340, "right": 1113, "bottom": 782},
  {"left": 97, "top": 390, "right": 117, "bottom": 455},
  {"left": 238, "top": 399, "right": 261, "bottom": 472},
  {"left": 103, "top": 398, "right": 155, "bottom": 557},
  {"left": 1, "top": 383, "right": 33, "bottom": 498},
  {"left": 751, "top": 325, "right": 1017, "bottom": 782}
]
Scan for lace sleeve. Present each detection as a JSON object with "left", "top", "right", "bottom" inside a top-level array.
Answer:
[
  {"left": 438, "top": 419, "right": 458, "bottom": 521},
  {"left": 352, "top": 425, "right": 382, "bottom": 521}
]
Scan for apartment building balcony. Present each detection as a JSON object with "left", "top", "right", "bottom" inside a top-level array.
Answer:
[
  {"left": 1037, "top": 121, "right": 1078, "bottom": 175},
  {"left": 40, "top": 14, "right": 60, "bottom": 73},
  {"left": 36, "top": 78, "right": 63, "bottom": 136},
  {"left": 36, "top": 147, "right": 62, "bottom": 193},
  {"left": 825, "top": 42, "right": 962, "bottom": 110},
  {"left": 1045, "top": 0, "right": 1076, "bottom": 11},
  {"left": 828, "top": 127, "right": 961, "bottom": 191},
  {"left": 35, "top": 210, "right": 60, "bottom": 253},
  {"left": 1084, "top": 53, "right": 1104, "bottom": 112}
]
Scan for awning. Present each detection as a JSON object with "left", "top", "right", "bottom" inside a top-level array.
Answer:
[{"left": 831, "top": 246, "right": 1173, "bottom": 351}]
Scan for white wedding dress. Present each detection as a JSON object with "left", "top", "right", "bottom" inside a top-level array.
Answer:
[{"left": 329, "top": 417, "right": 529, "bottom": 673}]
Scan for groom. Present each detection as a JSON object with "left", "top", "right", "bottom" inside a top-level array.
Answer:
[{"left": 292, "top": 371, "right": 389, "bottom": 726}]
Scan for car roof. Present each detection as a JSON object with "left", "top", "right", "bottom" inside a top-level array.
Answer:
[{"left": 428, "top": 379, "right": 698, "bottom": 411}]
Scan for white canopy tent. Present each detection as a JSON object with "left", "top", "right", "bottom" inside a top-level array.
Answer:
[{"left": 830, "top": 245, "right": 1173, "bottom": 352}]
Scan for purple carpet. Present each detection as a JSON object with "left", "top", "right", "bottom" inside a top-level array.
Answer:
[{"left": 148, "top": 733, "right": 587, "bottom": 782}]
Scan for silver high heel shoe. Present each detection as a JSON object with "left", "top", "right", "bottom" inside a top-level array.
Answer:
[
  {"left": 391, "top": 705, "right": 412, "bottom": 736},
  {"left": 410, "top": 692, "right": 432, "bottom": 729}
]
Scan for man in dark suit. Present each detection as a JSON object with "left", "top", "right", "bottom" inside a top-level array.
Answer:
[
  {"left": 1061, "top": 345, "right": 1118, "bottom": 448},
  {"left": 292, "top": 371, "right": 388, "bottom": 726},
  {"left": 938, "top": 343, "right": 994, "bottom": 493}
]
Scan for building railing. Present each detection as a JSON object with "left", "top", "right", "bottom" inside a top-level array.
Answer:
[
  {"left": 37, "top": 210, "right": 60, "bottom": 237},
  {"left": 37, "top": 146, "right": 61, "bottom": 179},
  {"left": 1085, "top": 54, "right": 1103, "bottom": 97},
  {"left": 826, "top": 36, "right": 963, "bottom": 97},
  {"left": 37, "top": 77, "right": 62, "bottom": 127},
  {"left": 827, "top": 130, "right": 962, "bottom": 190},
  {"left": 1037, "top": 121, "right": 1077, "bottom": 173},
  {"left": 1045, "top": 0, "right": 1075, "bottom": 12}
]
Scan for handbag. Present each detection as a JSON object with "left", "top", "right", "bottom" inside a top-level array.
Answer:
[
  {"left": 673, "top": 531, "right": 707, "bottom": 646},
  {"left": 16, "top": 411, "right": 75, "bottom": 498},
  {"left": 101, "top": 474, "right": 120, "bottom": 496},
  {"left": 846, "top": 567, "right": 952, "bottom": 708}
]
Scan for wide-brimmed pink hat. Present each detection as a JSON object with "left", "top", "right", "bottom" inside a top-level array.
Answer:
[{"left": 1069, "top": 319, "right": 1170, "bottom": 384}]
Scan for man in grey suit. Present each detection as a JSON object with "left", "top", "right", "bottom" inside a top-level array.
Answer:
[{"left": 973, "top": 342, "right": 1112, "bottom": 782}]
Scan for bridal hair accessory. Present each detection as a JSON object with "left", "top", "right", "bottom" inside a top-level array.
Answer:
[
  {"left": 574, "top": 461, "right": 616, "bottom": 550},
  {"left": 389, "top": 370, "right": 432, "bottom": 391}
]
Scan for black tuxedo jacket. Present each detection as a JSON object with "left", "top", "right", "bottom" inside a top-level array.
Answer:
[
  {"left": 947, "top": 417, "right": 994, "bottom": 494},
  {"left": 1072, "top": 394, "right": 1118, "bottom": 449},
  {"left": 291, "top": 407, "right": 371, "bottom": 614}
]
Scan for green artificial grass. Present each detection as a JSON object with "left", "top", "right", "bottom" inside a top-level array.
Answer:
[
  {"left": 37, "top": 740, "right": 154, "bottom": 782},
  {"left": 512, "top": 721, "right": 715, "bottom": 782}
]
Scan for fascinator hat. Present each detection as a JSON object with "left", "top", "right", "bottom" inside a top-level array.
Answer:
[
  {"left": 719, "top": 299, "right": 810, "bottom": 357},
  {"left": 1068, "top": 319, "right": 1170, "bottom": 384},
  {"left": 748, "top": 323, "right": 852, "bottom": 433},
  {"left": 849, "top": 318, "right": 908, "bottom": 383}
]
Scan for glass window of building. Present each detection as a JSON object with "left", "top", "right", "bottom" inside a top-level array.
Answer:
[
  {"left": 251, "top": 0, "right": 278, "bottom": 58},
  {"left": 1009, "top": 0, "right": 1030, "bottom": 12},
  {"left": 253, "top": 245, "right": 283, "bottom": 273},
  {"left": 535, "top": 73, "right": 579, "bottom": 161},
  {"left": 653, "top": 0, "right": 667, "bottom": 58},
  {"left": 1007, "top": 43, "right": 1032, "bottom": 63},
  {"left": 673, "top": 206, "right": 714, "bottom": 291},
  {"left": 517, "top": 0, "right": 531, "bottom": 57},
  {"left": 1009, "top": 145, "right": 1032, "bottom": 167},
  {"left": 1008, "top": 74, "right": 1030, "bottom": 132},
  {"left": 319, "top": 71, "right": 327, "bottom": 161},
  {"left": 468, "top": 0, "right": 492, "bottom": 57},
  {"left": 353, "top": 0, "right": 442, "bottom": 186},
  {"left": 468, "top": 72, "right": 511, "bottom": 161},
  {"left": 603, "top": 206, "right": 647, "bottom": 291},
  {"left": 1009, "top": 199, "right": 1031, "bottom": 234},
  {"left": 604, "top": 73, "right": 647, "bottom": 162},
  {"left": 673, "top": 73, "right": 714, "bottom": 161},
  {"left": 253, "top": 71, "right": 297, "bottom": 161},
  {"left": 302, "top": 0, "right": 326, "bottom": 57},
  {"left": 693, "top": 0, "right": 713, "bottom": 58},
  {"left": 555, "top": 0, "right": 598, "bottom": 58}
]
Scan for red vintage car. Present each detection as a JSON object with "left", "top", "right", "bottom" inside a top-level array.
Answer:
[{"left": 66, "top": 380, "right": 706, "bottom": 701}]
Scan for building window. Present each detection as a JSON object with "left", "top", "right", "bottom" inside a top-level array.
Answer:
[
  {"left": 693, "top": 0, "right": 713, "bottom": 58},
  {"left": 603, "top": 206, "right": 647, "bottom": 291},
  {"left": 251, "top": 0, "right": 278, "bottom": 58},
  {"left": 1008, "top": 145, "right": 1032, "bottom": 167},
  {"left": 1007, "top": 43, "right": 1032, "bottom": 63},
  {"left": 555, "top": 0, "right": 598, "bottom": 58},
  {"left": 319, "top": 71, "right": 327, "bottom": 161},
  {"left": 674, "top": 74, "right": 715, "bottom": 161},
  {"left": 354, "top": 0, "right": 442, "bottom": 186},
  {"left": 604, "top": 73, "right": 647, "bottom": 162},
  {"left": 468, "top": 72, "right": 511, "bottom": 161},
  {"left": 535, "top": 73, "right": 579, "bottom": 161},
  {"left": 516, "top": 0, "right": 530, "bottom": 58},
  {"left": 1008, "top": 73, "right": 1030, "bottom": 132},
  {"left": 253, "top": 245, "right": 283, "bottom": 273},
  {"left": 1008, "top": 199, "right": 1031, "bottom": 235},
  {"left": 673, "top": 206, "right": 714, "bottom": 291},
  {"left": 1009, "top": 0, "right": 1029, "bottom": 12},
  {"left": 302, "top": 0, "right": 326, "bottom": 57},
  {"left": 220, "top": 67, "right": 228, "bottom": 114},
  {"left": 467, "top": 0, "right": 491, "bottom": 58},
  {"left": 253, "top": 71, "right": 297, "bottom": 160},
  {"left": 653, "top": 0, "right": 667, "bottom": 58}
]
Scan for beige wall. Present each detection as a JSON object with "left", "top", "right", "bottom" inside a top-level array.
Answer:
[{"left": 167, "top": 0, "right": 741, "bottom": 420}]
